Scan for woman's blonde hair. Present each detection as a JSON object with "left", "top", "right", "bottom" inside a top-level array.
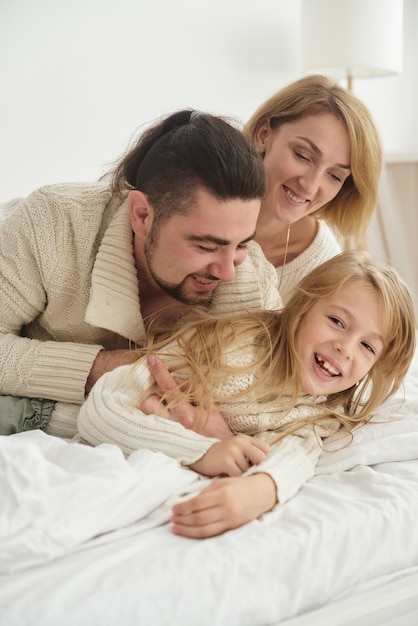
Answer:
[
  {"left": 244, "top": 75, "right": 383, "bottom": 247},
  {"left": 134, "top": 251, "right": 416, "bottom": 438}
]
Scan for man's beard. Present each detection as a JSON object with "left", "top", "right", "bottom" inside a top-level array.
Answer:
[{"left": 144, "top": 240, "right": 215, "bottom": 307}]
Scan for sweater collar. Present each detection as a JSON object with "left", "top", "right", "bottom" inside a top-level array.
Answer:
[{"left": 85, "top": 200, "right": 146, "bottom": 343}]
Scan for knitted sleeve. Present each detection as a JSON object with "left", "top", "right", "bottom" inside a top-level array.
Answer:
[
  {"left": 244, "top": 409, "right": 340, "bottom": 505},
  {"left": 247, "top": 241, "right": 283, "bottom": 310},
  {"left": 77, "top": 364, "right": 220, "bottom": 463},
  {"left": 0, "top": 186, "right": 106, "bottom": 403}
]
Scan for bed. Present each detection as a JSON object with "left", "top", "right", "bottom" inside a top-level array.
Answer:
[{"left": 1, "top": 343, "right": 417, "bottom": 626}]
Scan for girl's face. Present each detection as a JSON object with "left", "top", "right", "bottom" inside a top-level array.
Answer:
[
  {"left": 294, "top": 283, "right": 385, "bottom": 397},
  {"left": 254, "top": 113, "right": 352, "bottom": 224}
]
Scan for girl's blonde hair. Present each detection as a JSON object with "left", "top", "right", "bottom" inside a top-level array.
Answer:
[
  {"left": 134, "top": 252, "right": 416, "bottom": 438},
  {"left": 244, "top": 75, "right": 383, "bottom": 248}
]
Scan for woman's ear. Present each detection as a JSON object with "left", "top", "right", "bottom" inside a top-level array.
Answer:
[
  {"left": 128, "top": 190, "right": 153, "bottom": 235},
  {"left": 253, "top": 119, "right": 272, "bottom": 155}
]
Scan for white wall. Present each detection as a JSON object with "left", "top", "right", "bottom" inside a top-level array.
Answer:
[
  {"left": 1, "top": 0, "right": 417, "bottom": 202},
  {"left": 353, "top": 0, "right": 418, "bottom": 158}
]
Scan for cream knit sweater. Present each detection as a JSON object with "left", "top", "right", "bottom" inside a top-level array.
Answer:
[
  {"left": 78, "top": 343, "right": 340, "bottom": 505},
  {"left": 0, "top": 182, "right": 281, "bottom": 433},
  {"left": 278, "top": 221, "right": 342, "bottom": 306}
]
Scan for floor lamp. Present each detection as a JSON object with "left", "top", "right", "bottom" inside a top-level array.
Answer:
[
  {"left": 301, "top": 0, "right": 403, "bottom": 91},
  {"left": 301, "top": 0, "right": 404, "bottom": 251}
]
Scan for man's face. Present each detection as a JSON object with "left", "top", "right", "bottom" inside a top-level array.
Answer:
[{"left": 141, "top": 188, "right": 260, "bottom": 306}]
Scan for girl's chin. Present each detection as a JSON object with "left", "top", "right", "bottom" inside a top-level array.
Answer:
[{"left": 301, "top": 375, "right": 339, "bottom": 397}]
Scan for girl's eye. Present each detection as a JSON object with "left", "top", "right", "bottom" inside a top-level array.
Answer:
[
  {"left": 329, "top": 172, "right": 342, "bottom": 183},
  {"left": 329, "top": 316, "right": 344, "bottom": 328},
  {"left": 361, "top": 342, "right": 376, "bottom": 355}
]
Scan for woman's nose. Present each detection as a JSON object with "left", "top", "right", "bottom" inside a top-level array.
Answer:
[{"left": 299, "top": 168, "right": 322, "bottom": 196}]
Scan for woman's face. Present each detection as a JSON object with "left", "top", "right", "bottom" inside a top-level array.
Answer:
[{"left": 255, "top": 113, "right": 352, "bottom": 225}]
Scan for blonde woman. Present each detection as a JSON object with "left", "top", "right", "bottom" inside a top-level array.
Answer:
[
  {"left": 245, "top": 74, "right": 383, "bottom": 304},
  {"left": 78, "top": 251, "right": 416, "bottom": 538}
]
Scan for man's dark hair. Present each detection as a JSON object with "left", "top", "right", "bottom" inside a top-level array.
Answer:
[{"left": 109, "top": 110, "right": 265, "bottom": 229}]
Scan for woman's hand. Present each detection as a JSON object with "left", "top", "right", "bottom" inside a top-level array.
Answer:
[
  {"left": 141, "top": 355, "right": 233, "bottom": 439},
  {"left": 171, "top": 473, "right": 278, "bottom": 538},
  {"left": 188, "top": 434, "right": 269, "bottom": 477}
]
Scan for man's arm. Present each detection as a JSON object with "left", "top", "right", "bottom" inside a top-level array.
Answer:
[
  {"left": 0, "top": 186, "right": 136, "bottom": 404},
  {"left": 85, "top": 349, "right": 140, "bottom": 394}
]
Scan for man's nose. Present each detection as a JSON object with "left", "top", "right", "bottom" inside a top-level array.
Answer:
[{"left": 208, "top": 248, "right": 244, "bottom": 282}]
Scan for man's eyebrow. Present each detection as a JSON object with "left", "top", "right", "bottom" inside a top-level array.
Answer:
[
  {"left": 297, "top": 136, "right": 351, "bottom": 170},
  {"left": 186, "top": 231, "right": 257, "bottom": 246}
]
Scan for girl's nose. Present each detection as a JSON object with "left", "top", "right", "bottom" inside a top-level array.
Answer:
[{"left": 334, "top": 337, "right": 354, "bottom": 360}]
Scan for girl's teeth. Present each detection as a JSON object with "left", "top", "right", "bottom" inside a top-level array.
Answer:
[{"left": 315, "top": 354, "right": 340, "bottom": 376}]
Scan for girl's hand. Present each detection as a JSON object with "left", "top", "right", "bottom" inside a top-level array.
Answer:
[
  {"left": 171, "top": 473, "right": 277, "bottom": 538},
  {"left": 188, "top": 434, "right": 269, "bottom": 477},
  {"left": 141, "top": 355, "right": 233, "bottom": 439}
]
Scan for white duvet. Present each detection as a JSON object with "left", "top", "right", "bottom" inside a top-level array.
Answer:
[{"left": 0, "top": 348, "right": 417, "bottom": 626}]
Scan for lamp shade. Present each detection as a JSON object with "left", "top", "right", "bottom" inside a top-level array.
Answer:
[{"left": 302, "top": 0, "right": 403, "bottom": 79}]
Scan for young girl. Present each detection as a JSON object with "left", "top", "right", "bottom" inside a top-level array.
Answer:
[{"left": 78, "top": 252, "right": 416, "bottom": 538}]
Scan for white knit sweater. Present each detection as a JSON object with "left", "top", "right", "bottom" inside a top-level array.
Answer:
[
  {"left": 0, "top": 182, "right": 281, "bottom": 407},
  {"left": 278, "top": 221, "right": 342, "bottom": 305},
  {"left": 78, "top": 342, "right": 340, "bottom": 505}
]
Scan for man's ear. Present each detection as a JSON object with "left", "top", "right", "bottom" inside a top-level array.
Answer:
[
  {"left": 253, "top": 119, "right": 272, "bottom": 154},
  {"left": 128, "top": 190, "right": 153, "bottom": 235}
]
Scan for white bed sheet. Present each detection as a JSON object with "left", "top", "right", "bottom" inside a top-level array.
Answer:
[
  {"left": 0, "top": 346, "right": 417, "bottom": 626},
  {"left": 279, "top": 567, "right": 418, "bottom": 626}
]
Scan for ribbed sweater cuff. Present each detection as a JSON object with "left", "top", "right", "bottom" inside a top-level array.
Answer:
[
  {"left": 46, "top": 402, "right": 80, "bottom": 439},
  {"left": 27, "top": 342, "right": 103, "bottom": 404},
  {"left": 246, "top": 437, "right": 317, "bottom": 505}
]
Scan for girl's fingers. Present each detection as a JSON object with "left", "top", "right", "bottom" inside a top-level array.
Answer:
[
  {"left": 147, "top": 355, "right": 177, "bottom": 390},
  {"left": 250, "top": 436, "right": 270, "bottom": 453},
  {"left": 245, "top": 444, "right": 268, "bottom": 466},
  {"left": 139, "top": 394, "right": 168, "bottom": 417}
]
